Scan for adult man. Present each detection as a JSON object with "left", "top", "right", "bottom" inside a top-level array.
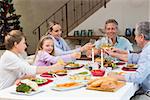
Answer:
[
  {"left": 86, "top": 19, "right": 133, "bottom": 57},
  {"left": 107, "top": 21, "right": 150, "bottom": 100}
]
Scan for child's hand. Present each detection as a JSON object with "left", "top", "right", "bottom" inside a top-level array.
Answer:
[
  {"left": 71, "top": 52, "right": 81, "bottom": 59},
  {"left": 57, "top": 58, "right": 66, "bottom": 65},
  {"left": 51, "top": 63, "right": 65, "bottom": 72}
]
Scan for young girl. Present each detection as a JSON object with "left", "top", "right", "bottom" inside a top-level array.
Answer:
[
  {"left": 33, "top": 35, "right": 81, "bottom": 66},
  {"left": 0, "top": 30, "right": 64, "bottom": 90}
]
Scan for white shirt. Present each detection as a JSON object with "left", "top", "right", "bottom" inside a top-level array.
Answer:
[{"left": 0, "top": 50, "right": 37, "bottom": 90}]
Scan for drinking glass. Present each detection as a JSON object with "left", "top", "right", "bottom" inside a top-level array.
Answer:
[{"left": 89, "top": 39, "right": 96, "bottom": 44}]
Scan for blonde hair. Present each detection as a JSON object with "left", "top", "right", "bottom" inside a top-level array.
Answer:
[{"left": 33, "top": 35, "right": 55, "bottom": 62}]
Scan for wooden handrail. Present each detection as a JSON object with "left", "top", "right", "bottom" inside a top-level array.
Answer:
[{"left": 32, "top": 0, "right": 111, "bottom": 40}]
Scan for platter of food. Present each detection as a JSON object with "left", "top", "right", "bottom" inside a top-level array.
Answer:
[
  {"left": 40, "top": 70, "right": 67, "bottom": 78},
  {"left": 65, "top": 62, "right": 84, "bottom": 70},
  {"left": 122, "top": 64, "right": 137, "bottom": 71},
  {"left": 51, "top": 81, "right": 85, "bottom": 91},
  {"left": 11, "top": 79, "right": 44, "bottom": 96},
  {"left": 87, "top": 77, "right": 125, "bottom": 92},
  {"left": 31, "top": 78, "right": 53, "bottom": 86},
  {"left": 100, "top": 44, "right": 112, "bottom": 49},
  {"left": 48, "top": 70, "right": 67, "bottom": 76}
]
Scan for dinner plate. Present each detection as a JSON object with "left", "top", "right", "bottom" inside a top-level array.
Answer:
[
  {"left": 122, "top": 67, "right": 137, "bottom": 71},
  {"left": 10, "top": 89, "right": 44, "bottom": 96},
  {"left": 37, "top": 79, "right": 53, "bottom": 86},
  {"left": 51, "top": 82, "right": 85, "bottom": 91},
  {"left": 115, "top": 61, "right": 126, "bottom": 65},
  {"left": 64, "top": 64, "right": 84, "bottom": 70},
  {"left": 40, "top": 73, "right": 54, "bottom": 78}
]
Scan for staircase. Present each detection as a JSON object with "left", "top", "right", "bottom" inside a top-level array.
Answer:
[{"left": 32, "top": 0, "right": 111, "bottom": 40}]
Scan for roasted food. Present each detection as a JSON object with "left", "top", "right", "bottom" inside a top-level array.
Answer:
[
  {"left": 87, "top": 77, "right": 125, "bottom": 92},
  {"left": 95, "top": 57, "right": 105, "bottom": 62},
  {"left": 126, "top": 64, "right": 136, "bottom": 68},
  {"left": 103, "top": 60, "right": 117, "bottom": 69},
  {"left": 100, "top": 44, "right": 113, "bottom": 49},
  {"left": 48, "top": 69, "right": 67, "bottom": 75},
  {"left": 69, "top": 75, "right": 91, "bottom": 80},
  {"left": 68, "top": 63, "right": 79, "bottom": 67}
]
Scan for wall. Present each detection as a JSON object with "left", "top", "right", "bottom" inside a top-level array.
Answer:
[
  {"left": 70, "top": 0, "right": 149, "bottom": 36},
  {"left": 13, "top": 0, "right": 69, "bottom": 54},
  {"left": 13, "top": 0, "right": 149, "bottom": 54}
]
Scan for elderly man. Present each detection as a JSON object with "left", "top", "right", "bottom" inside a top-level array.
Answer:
[{"left": 106, "top": 21, "right": 150, "bottom": 100}]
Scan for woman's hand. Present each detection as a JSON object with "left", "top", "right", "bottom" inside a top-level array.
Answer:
[
  {"left": 86, "top": 48, "right": 100, "bottom": 58},
  {"left": 80, "top": 43, "right": 94, "bottom": 52}
]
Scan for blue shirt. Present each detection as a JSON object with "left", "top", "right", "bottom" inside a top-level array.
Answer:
[
  {"left": 49, "top": 35, "right": 80, "bottom": 56},
  {"left": 125, "top": 42, "right": 150, "bottom": 92},
  {"left": 95, "top": 36, "right": 133, "bottom": 51}
]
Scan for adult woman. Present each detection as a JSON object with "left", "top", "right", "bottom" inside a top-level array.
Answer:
[
  {"left": 0, "top": 30, "right": 64, "bottom": 90},
  {"left": 46, "top": 21, "right": 93, "bottom": 56}
]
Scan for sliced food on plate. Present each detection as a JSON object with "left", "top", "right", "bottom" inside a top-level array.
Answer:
[
  {"left": 51, "top": 81, "right": 85, "bottom": 91},
  {"left": 87, "top": 77, "right": 125, "bottom": 92}
]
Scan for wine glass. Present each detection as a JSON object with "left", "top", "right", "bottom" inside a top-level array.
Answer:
[{"left": 89, "top": 39, "right": 96, "bottom": 44}]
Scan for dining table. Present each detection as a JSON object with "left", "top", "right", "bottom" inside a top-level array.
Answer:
[{"left": 0, "top": 60, "right": 139, "bottom": 100}]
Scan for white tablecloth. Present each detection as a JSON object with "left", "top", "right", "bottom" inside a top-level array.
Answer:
[{"left": 0, "top": 60, "right": 139, "bottom": 100}]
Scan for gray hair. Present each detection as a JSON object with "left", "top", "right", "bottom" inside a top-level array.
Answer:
[{"left": 135, "top": 21, "right": 150, "bottom": 40}]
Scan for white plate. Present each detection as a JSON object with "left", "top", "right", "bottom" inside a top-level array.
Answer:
[
  {"left": 10, "top": 89, "right": 44, "bottom": 96},
  {"left": 51, "top": 82, "right": 85, "bottom": 91}
]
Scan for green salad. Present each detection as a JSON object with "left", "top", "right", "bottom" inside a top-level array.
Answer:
[
  {"left": 16, "top": 84, "right": 32, "bottom": 93},
  {"left": 32, "top": 78, "right": 47, "bottom": 85}
]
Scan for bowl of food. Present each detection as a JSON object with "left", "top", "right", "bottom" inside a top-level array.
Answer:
[{"left": 91, "top": 69, "right": 105, "bottom": 76}]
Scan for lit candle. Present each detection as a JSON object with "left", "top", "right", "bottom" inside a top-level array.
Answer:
[
  {"left": 92, "top": 48, "right": 94, "bottom": 63},
  {"left": 101, "top": 49, "right": 104, "bottom": 69}
]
